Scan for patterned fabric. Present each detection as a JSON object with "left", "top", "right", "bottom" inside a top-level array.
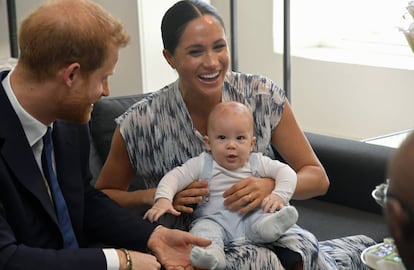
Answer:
[
  {"left": 222, "top": 234, "right": 376, "bottom": 270},
  {"left": 320, "top": 235, "right": 376, "bottom": 270},
  {"left": 224, "top": 243, "right": 285, "bottom": 269},
  {"left": 116, "top": 71, "right": 284, "bottom": 189},
  {"left": 116, "top": 71, "right": 375, "bottom": 269}
]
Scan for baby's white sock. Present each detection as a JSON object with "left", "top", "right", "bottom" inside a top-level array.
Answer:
[
  {"left": 190, "top": 245, "right": 226, "bottom": 270},
  {"left": 256, "top": 205, "right": 298, "bottom": 242}
]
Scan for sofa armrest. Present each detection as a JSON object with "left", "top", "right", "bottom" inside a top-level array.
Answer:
[{"left": 304, "top": 132, "right": 395, "bottom": 214}]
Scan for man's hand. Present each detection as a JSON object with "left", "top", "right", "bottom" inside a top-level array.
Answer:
[
  {"left": 173, "top": 181, "right": 209, "bottom": 213},
  {"left": 147, "top": 226, "right": 211, "bottom": 270},
  {"left": 223, "top": 177, "right": 275, "bottom": 215}
]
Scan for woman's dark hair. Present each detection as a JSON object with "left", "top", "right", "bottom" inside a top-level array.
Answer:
[{"left": 161, "top": 0, "right": 225, "bottom": 54}]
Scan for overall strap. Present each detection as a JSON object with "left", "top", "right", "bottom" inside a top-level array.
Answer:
[
  {"left": 249, "top": 153, "right": 260, "bottom": 177},
  {"left": 201, "top": 152, "right": 214, "bottom": 181},
  {"left": 200, "top": 153, "right": 214, "bottom": 203},
  {"left": 202, "top": 152, "right": 260, "bottom": 179}
]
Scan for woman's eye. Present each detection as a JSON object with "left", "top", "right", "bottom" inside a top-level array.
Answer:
[
  {"left": 189, "top": 49, "right": 202, "bottom": 56},
  {"left": 214, "top": 44, "right": 226, "bottom": 51}
]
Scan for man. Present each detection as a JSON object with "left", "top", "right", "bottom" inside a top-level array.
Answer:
[
  {"left": 0, "top": 0, "right": 210, "bottom": 269},
  {"left": 385, "top": 131, "right": 414, "bottom": 269}
]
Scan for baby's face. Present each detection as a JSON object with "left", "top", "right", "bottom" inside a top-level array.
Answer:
[{"left": 205, "top": 113, "right": 255, "bottom": 170}]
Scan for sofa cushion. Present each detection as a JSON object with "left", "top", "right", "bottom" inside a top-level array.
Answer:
[
  {"left": 90, "top": 94, "right": 149, "bottom": 164},
  {"left": 293, "top": 199, "right": 388, "bottom": 242}
]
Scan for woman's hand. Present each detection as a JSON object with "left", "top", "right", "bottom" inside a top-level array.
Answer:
[
  {"left": 172, "top": 181, "right": 209, "bottom": 214},
  {"left": 223, "top": 177, "right": 275, "bottom": 215}
]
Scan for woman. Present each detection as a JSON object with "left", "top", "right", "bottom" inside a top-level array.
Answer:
[{"left": 96, "top": 1, "right": 374, "bottom": 269}]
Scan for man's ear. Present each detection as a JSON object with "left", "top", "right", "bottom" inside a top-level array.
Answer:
[
  {"left": 385, "top": 198, "right": 409, "bottom": 243},
  {"left": 162, "top": 49, "right": 176, "bottom": 69},
  {"left": 62, "top": 63, "right": 80, "bottom": 87},
  {"left": 204, "top": 135, "right": 211, "bottom": 151}
]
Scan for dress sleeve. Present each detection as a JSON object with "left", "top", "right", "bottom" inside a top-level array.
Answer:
[{"left": 256, "top": 75, "right": 287, "bottom": 132}]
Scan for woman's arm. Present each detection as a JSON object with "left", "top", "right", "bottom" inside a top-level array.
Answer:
[
  {"left": 95, "top": 127, "right": 156, "bottom": 208},
  {"left": 96, "top": 126, "right": 209, "bottom": 212},
  {"left": 271, "top": 101, "right": 329, "bottom": 199}
]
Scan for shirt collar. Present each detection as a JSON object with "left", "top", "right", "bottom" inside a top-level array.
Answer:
[{"left": 2, "top": 70, "right": 48, "bottom": 146}]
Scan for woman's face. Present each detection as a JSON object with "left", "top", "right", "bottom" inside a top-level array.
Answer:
[{"left": 164, "top": 14, "right": 229, "bottom": 97}]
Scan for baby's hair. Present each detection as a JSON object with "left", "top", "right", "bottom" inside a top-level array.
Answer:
[{"left": 207, "top": 101, "right": 254, "bottom": 132}]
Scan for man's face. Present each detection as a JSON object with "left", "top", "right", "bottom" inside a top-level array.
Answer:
[
  {"left": 385, "top": 136, "right": 414, "bottom": 269},
  {"left": 58, "top": 44, "right": 118, "bottom": 123}
]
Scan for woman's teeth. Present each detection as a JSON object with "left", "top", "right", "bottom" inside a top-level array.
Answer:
[{"left": 200, "top": 71, "right": 219, "bottom": 79}]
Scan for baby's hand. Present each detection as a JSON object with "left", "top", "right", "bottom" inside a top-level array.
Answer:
[
  {"left": 261, "top": 194, "right": 285, "bottom": 213},
  {"left": 143, "top": 198, "right": 181, "bottom": 222}
]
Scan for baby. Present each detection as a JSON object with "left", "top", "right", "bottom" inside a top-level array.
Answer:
[{"left": 145, "top": 101, "right": 298, "bottom": 270}]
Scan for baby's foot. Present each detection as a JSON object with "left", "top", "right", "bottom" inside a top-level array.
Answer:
[
  {"left": 190, "top": 245, "right": 226, "bottom": 270},
  {"left": 257, "top": 205, "right": 299, "bottom": 242}
]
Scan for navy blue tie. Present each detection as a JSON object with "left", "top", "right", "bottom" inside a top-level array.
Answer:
[{"left": 42, "top": 127, "right": 79, "bottom": 249}]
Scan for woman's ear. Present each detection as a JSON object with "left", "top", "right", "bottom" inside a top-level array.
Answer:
[
  {"left": 162, "top": 49, "right": 176, "bottom": 69},
  {"left": 385, "top": 198, "right": 409, "bottom": 243},
  {"left": 62, "top": 63, "right": 80, "bottom": 87}
]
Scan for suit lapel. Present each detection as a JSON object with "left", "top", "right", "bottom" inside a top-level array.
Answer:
[
  {"left": 52, "top": 121, "right": 84, "bottom": 229},
  {"left": 0, "top": 72, "right": 58, "bottom": 225}
]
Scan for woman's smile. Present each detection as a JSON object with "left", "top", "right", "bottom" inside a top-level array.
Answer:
[{"left": 198, "top": 71, "right": 221, "bottom": 85}]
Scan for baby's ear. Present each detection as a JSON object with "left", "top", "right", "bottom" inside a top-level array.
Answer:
[
  {"left": 250, "top": 136, "right": 257, "bottom": 151},
  {"left": 204, "top": 136, "right": 211, "bottom": 151}
]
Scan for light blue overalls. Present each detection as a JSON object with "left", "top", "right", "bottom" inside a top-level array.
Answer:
[{"left": 190, "top": 153, "right": 277, "bottom": 249}]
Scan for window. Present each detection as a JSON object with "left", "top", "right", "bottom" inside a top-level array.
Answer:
[{"left": 273, "top": 0, "right": 414, "bottom": 69}]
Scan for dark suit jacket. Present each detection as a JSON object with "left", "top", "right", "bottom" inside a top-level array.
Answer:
[{"left": 0, "top": 70, "right": 157, "bottom": 270}]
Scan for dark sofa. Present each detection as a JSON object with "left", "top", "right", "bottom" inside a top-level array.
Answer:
[{"left": 89, "top": 93, "right": 395, "bottom": 243}]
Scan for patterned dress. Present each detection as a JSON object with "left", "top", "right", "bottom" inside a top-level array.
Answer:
[{"left": 117, "top": 71, "right": 375, "bottom": 269}]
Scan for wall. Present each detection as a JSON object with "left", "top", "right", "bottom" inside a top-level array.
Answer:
[
  {"left": 291, "top": 58, "right": 414, "bottom": 139},
  {"left": 0, "top": 0, "right": 10, "bottom": 58},
  {"left": 137, "top": 0, "right": 178, "bottom": 93}
]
